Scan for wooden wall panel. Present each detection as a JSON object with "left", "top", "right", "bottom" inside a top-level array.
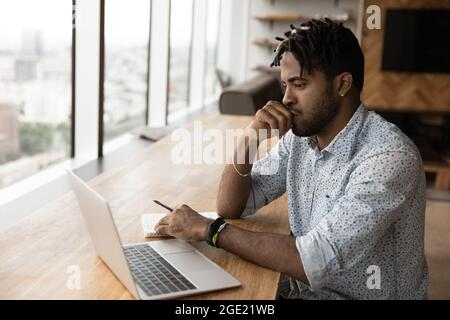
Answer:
[{"left": 361, "top": 0, "right": 450, "bottom": 112}]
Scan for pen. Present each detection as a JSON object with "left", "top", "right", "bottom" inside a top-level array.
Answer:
[{"left": 153, "top": 199, "right": 173, "bottom": 212}]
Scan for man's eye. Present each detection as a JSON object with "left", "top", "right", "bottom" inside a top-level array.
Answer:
[{"left": 295, "top": 83, "right": 306, "bottom": 88}]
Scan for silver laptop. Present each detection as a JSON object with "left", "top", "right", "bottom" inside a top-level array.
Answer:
[{"left": 67, "top": 170, "right": 240, "bottom": 300}]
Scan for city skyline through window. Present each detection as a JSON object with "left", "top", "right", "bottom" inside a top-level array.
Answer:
[
  {"left": 0, "top": 0, "right": 72, "bottom": 189},
  {"left": 204, "top": 0, "right": 221, "bottom": 100},
  {"left": 168, "top": 0, "right": 194, "bottom": 116},
  {"left": 0, "top": 0, "right": 223, "bottom": 191},
  {"left": 104, "top": 0, "right": 151, "bottom": 142}
]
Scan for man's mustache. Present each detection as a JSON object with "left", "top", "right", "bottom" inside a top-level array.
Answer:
[{"left": 286, "top": 104, "right": 299, "bottom": 115}]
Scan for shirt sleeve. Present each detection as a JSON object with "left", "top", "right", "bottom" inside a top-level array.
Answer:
[
  {"left": 295, "top": 150, "right": 424, "bottom": 290},
  {"left": 241, "top": 131, "right": 292, "bottom": 218}
]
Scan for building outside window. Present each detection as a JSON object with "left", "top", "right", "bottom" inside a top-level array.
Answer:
[
  {"left": 104, "top": 0, "right": 151, "bottom": 142},
  {"left": 168, "top": 0, "right": 194, "bottom": 116},
  {"left": 0, "top": 0, "right": 72, "bottom": 189},
  {"left": 204, "top": 0, "right": 221, "bottom": 101}
]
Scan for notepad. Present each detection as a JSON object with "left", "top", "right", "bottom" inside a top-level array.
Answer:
[{"left": 141, "top": 211, "right": 219, "bottom": 238}]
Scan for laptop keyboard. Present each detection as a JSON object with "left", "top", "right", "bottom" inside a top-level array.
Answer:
[{"left": 123, "top": 244, "right": 196, "bottom": 297}]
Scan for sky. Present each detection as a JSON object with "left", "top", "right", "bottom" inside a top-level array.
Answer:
[
  {"left": 0, "top": 0, "right": 72, "bottom": 50},
  {"left": 0, "top": 0, "right": 153, "bottom": 51},
  {"left": 105, "top": 0, "right": 151, "bottom": 47},
  {"left": 0, "top": 0, "right": 209, "bottom": 51}
]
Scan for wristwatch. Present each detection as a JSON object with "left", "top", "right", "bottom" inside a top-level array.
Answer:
[{"left": 207, "top": 217, "right": 227, "bottom": 248}]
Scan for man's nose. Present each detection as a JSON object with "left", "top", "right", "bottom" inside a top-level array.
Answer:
[{"left": 282, "top": 87, "right": 296, "bottom": 106}]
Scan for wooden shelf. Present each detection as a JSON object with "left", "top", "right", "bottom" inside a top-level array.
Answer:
[
  {"left": 253, "top": 39, "right": 279, "bottom": 49},
  {"left": 254, "top": 14, "right": 311, "bottom": 22},
  {"left": 424, "top": 161, "right": 450, "bottom": 191},
  {"left": 254, "top": 13, "right": 351, "bottom": 25},
  {"left": 252, "top": 65, "right": 281, "bottom": 75}
]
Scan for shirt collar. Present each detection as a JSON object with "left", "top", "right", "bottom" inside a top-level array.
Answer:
[{"left": 306, "top": 104, "right": 367, "bottom": 160}]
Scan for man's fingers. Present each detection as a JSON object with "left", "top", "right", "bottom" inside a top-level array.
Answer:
[
  {"left": 155, "top": 215, "right": 171, "bottom": 229},
  {"left": 264, "top": 101, "right": 293, "bottom": 135},
  {"left": 155, "top": 225, "right": 170, "bottom": 235},
  {"left": 257, "top": 109, "right": 278, "bottom": 131},
  {"left": 264, "top": 104, "right": 288, "bottom": 134},
  {"left": 267, "top": 101, "right": 293, "bottom": 121}
]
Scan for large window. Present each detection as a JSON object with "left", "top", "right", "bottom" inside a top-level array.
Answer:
[
  {"left": 168, "top": 0, "right": 194, "bottom": 116},
  {"left": 104, "top": 0, "right": 150, "bottom": 142},
  {"left": 0, "top": 0, "right": 72, "bottom": 189},
  {"left": 204, "top": 0, "right": 221, "bottom": 100}
]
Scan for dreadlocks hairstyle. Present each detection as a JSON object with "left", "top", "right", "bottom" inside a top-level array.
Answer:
[{"left": 271, "top": 18, "right": 365, "bottom": 92}]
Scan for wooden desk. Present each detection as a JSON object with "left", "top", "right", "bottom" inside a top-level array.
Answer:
[{"left": 0, "top": 114, "right": 290, "bottom": 300}]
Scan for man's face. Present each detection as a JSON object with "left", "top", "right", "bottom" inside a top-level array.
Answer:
[{"left": 280, "top": 51, "right": 340, "bottom": 137}]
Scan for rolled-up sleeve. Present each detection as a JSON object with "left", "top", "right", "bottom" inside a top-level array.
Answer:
[
  {"left": 241, "top": 132, "right": 292, "bottom": 218},
  {"left": 295, "top": 150, "right": 422, "bottom": 290}
]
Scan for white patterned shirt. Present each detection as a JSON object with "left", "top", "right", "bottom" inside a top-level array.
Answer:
[{"left": 243, "top": 104, "right": 428, "bottom": 299}]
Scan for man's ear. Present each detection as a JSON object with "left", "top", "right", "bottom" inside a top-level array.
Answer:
[{"left": 335, "top": 72, "right": 353, "bottom": 97}]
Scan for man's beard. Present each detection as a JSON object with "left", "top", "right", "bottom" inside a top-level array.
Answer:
[{"left": 291, "top": 85, "right": 339, "bottom": 137}]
